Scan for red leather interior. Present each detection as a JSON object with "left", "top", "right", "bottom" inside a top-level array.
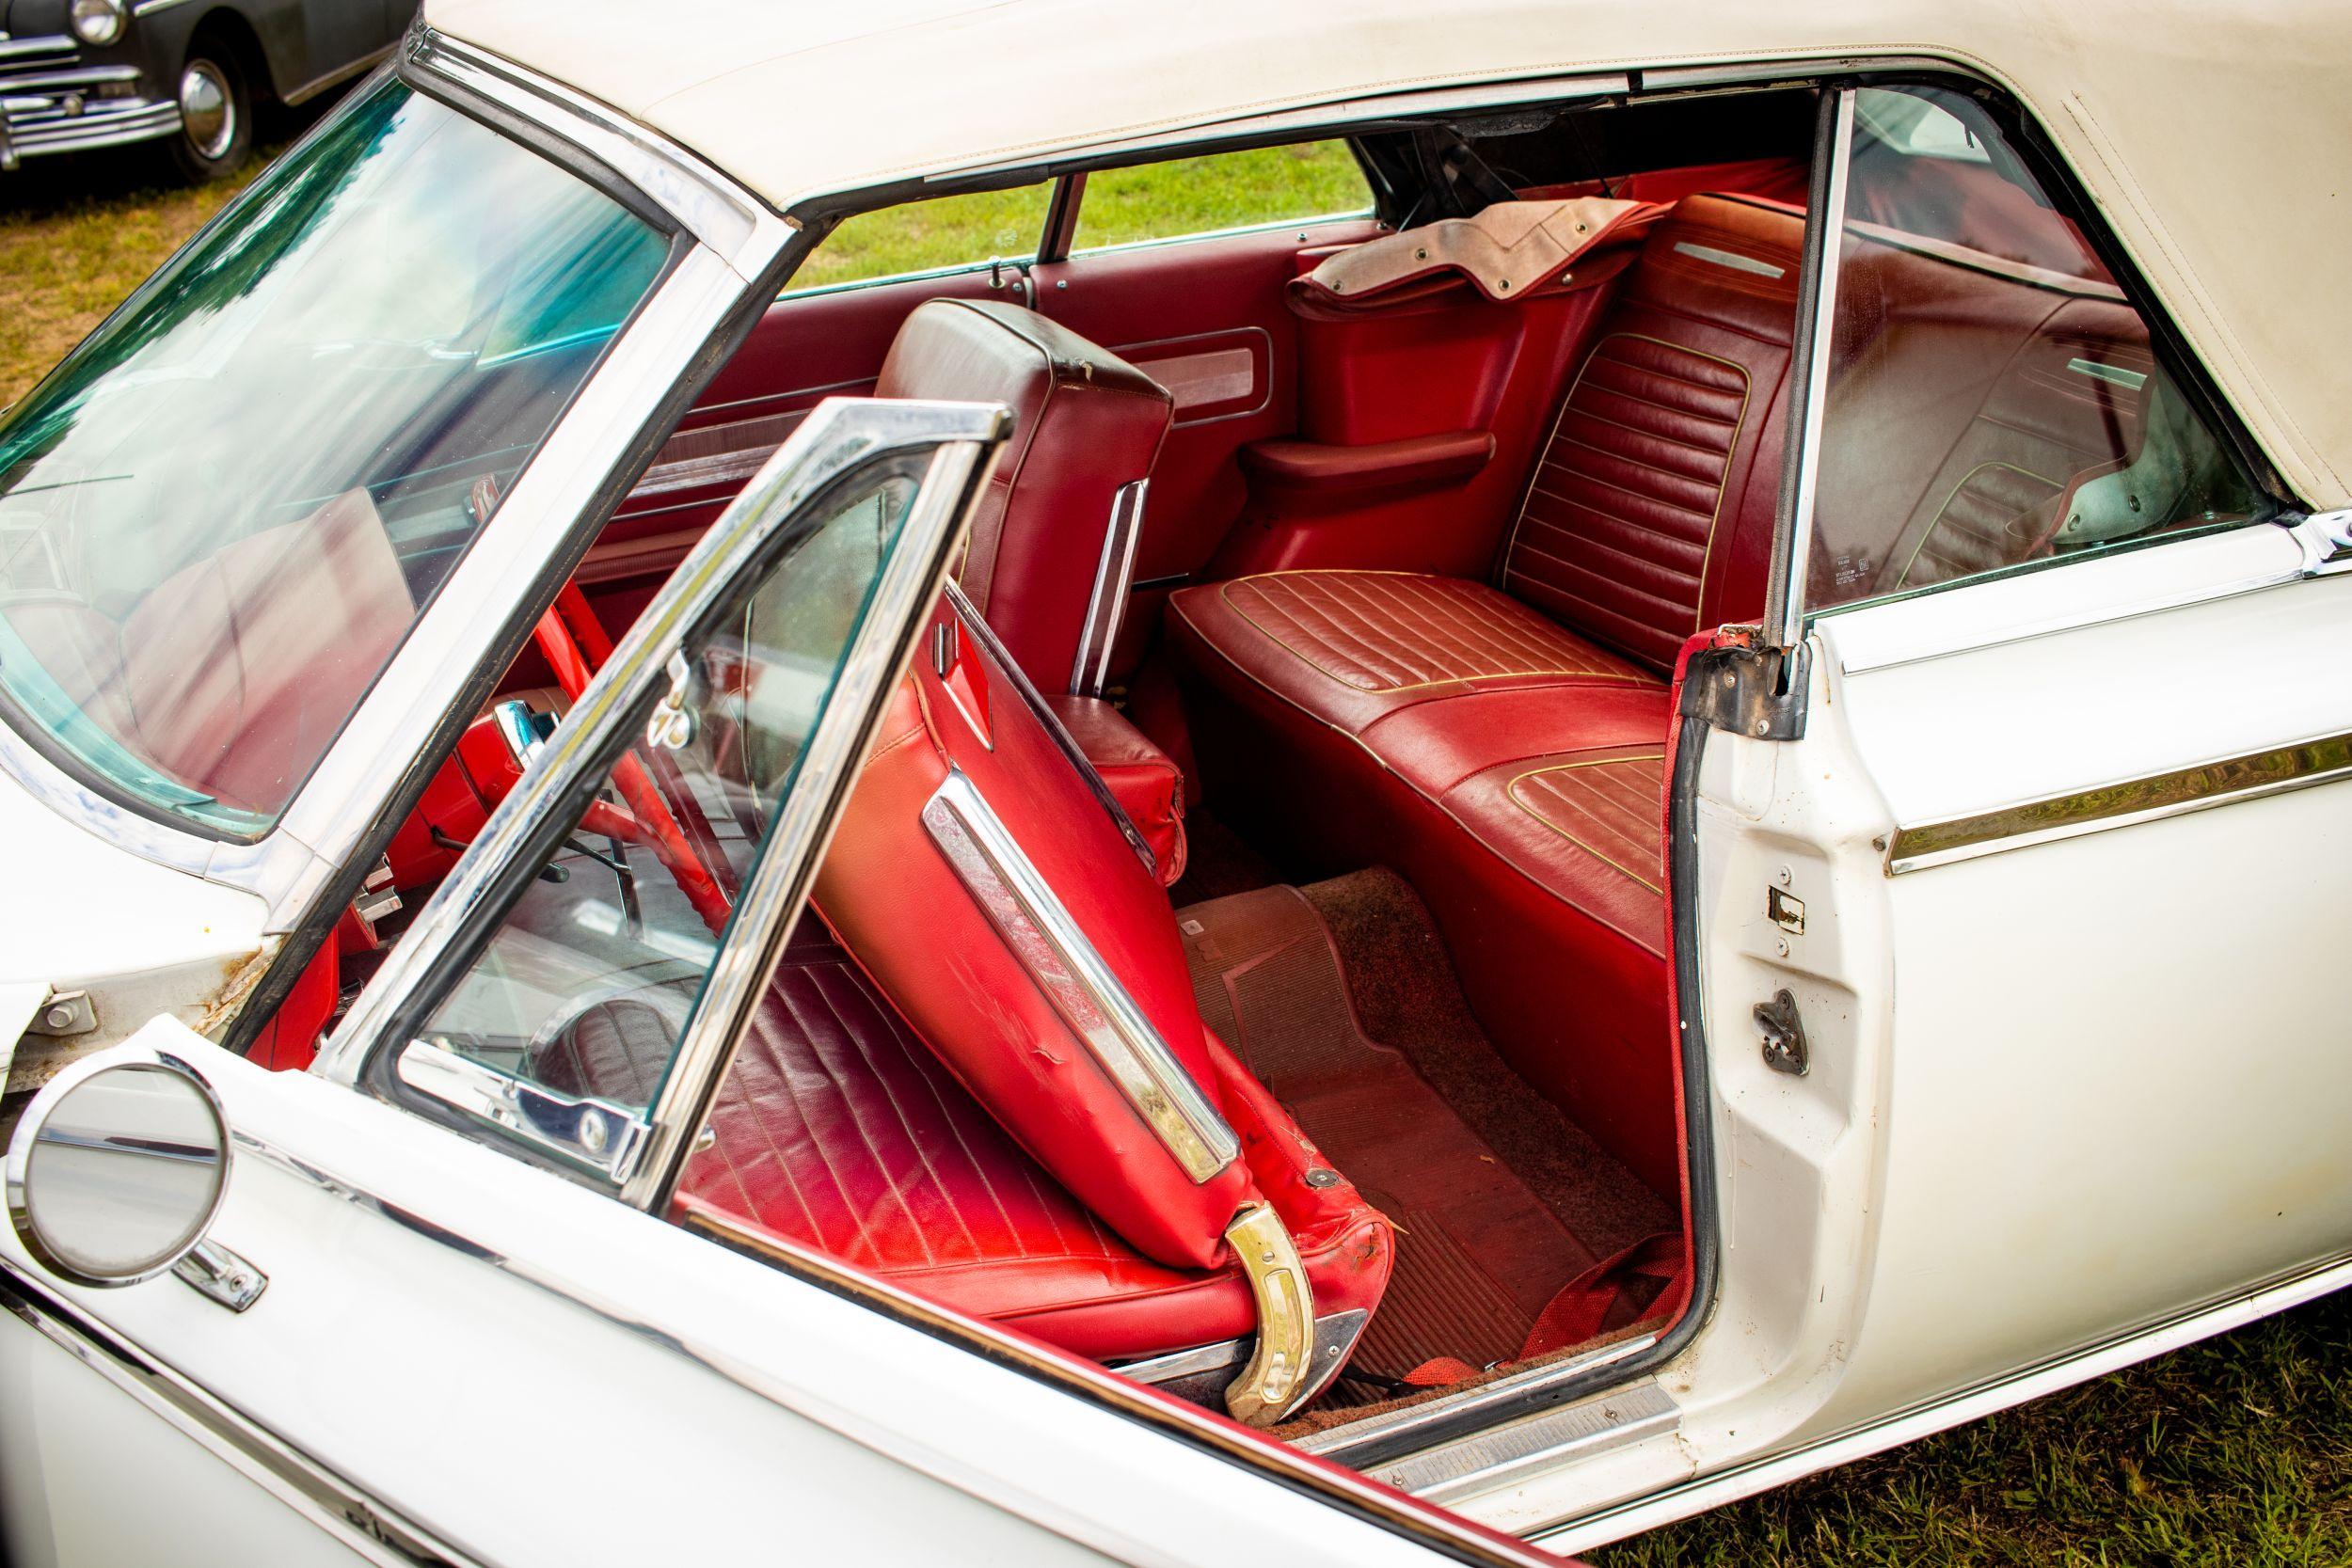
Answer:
[
  {"left": 873, "top": 299, "right": 1174, "bottom": 689},
  {"left": 669, "top": 923, "right": 1391, "bottom": 1361},
  {"left": 813, "top": 594, "right": 1253, "bottom": 1271},
  {"left": 1165, "top": 195, "right": 1807, "bottom": 1191},
  {"left": 1044, "top": 693, "right": 1188, "bottom": 888},
  {"left": 11, "top": 489, "right": 414, "bottom": 818}
]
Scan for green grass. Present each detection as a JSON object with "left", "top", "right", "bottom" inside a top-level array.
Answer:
[
  {"left": 6, "top": 134, "right": 2348, "bottom": 1567},
  {"left": 1599, "top": 1291, "right": 2352, "bottom": 1566},
  {"left": 793, "top": 140, "right": 1370, "bottom": 290},
  {"left": 0, "top": 154, "right": 271, "bottom": 407}
]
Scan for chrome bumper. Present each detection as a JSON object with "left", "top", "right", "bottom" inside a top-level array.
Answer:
[{"left": 0, "top": 36, "right": 181, "bottom": 170}]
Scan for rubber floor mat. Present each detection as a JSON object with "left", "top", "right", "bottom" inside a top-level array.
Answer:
[{"left": 1176, "top": 884, "right": 1604, "bottom": 1387}]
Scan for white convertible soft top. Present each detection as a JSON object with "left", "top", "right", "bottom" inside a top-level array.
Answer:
[{"left": 427, "top": 0, "right": 2352, "bottom": 511}]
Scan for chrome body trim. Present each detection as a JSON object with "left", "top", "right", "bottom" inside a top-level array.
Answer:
[
  {"left": 919, "top": 768, "right": 1239, "bottom": 1181},
  {"left": 1371, "top": 1379, "right": 1679, "bottom": 1503},
  {"left": 1544, "top": 1248, "right": 2352, "bottom": 1547},
  {"left": 1295, "top": 1332, "right": 1661, "bottom": 1463},
  {"left": 278, "top": 42, "right": 397, "bottom": 108},
  {"left": 1766, "top": 85, "right": 1854, "bottom": 650},
  {"left": 0, "top": 95, "right": 178, "bottom": 158},
  {"left": 316, "top": 401, "right": 1005, "bottom": 1108},
  {"left": 1071, "top": 479, "right": 1147, "bottom": 698},
  {"left": 4, "top": 1044, "right": 230, "bottom": 1290},
  {"left": 0, "top": 1258, "right": 484, "bottom": 1567},
  {"left": 407, "top": 31, "right": 790, "bottom": 277},
  {"left": 1884, "top": 727, "right": 2352, "bottom": 875},
  {"left": 943, "top": 577, "right": 1158, "bottom": 879},
  {"left": 171, "top": 1236, "right": 268, "bottom": 1312},
  {"left": 395, "top": 1037, "right": 649, "bottom": 1181},
  {"left": 1107, "top": 1307, "right": 1370, "bottom": 1406}
]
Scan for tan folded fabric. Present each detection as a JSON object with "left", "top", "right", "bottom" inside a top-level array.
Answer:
[{"left": 1294, "top": 197, "right": 1661, "bottom": 310}]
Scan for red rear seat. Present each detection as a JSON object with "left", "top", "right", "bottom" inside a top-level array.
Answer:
[{"left": 1168, "top": 195, "right": 1805, "bottom": 1190}]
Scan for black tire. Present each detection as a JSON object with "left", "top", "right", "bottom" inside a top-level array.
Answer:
[{"left": 161, "top": 43, "right": 253, "bottom": 184}]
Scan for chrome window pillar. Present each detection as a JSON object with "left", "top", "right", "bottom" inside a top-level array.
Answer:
[
  {"left": 1763, "top": 85, "right": 1856, "bottom": 652},
  {"left": 1071, "top": 479, "right": 1147, "bottom": 697},
  {"left": 315, "top": 401, "right": 1006, "bottom": 1211}
]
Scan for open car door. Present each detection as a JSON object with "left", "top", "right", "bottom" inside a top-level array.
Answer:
[{"left": 1619, "top": 84, "right": 2352, "bottom": 1540}]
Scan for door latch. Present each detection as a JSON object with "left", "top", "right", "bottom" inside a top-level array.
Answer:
[{"left": 1754, "top": 989, "right": 1809, "bottom": 1077}]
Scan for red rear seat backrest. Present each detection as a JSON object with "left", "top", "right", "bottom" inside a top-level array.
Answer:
[
  {"left": 1496, "top": 194, "right": 1804, "bottom": 673},
  {"left": 875, "top": 300, "right": 1173, "bottom": 690}
]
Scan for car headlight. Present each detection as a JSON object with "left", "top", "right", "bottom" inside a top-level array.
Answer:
[{"left": 70, "top": 0, "right": 127, "bottom": 46}]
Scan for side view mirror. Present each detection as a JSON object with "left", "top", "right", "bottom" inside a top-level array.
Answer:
[{"left": 5, "top": 1048, "right": 237, "bottom": 1295}]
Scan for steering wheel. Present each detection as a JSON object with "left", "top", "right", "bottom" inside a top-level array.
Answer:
[{"left": 533, "top": 584, "right": 733, "bottom": 938}]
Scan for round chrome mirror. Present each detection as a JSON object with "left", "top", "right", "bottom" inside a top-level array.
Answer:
[{"left": 5, "top": 1051, "right": 230, "bottom": 1288}]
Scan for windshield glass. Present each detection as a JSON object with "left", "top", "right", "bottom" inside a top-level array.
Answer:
[{"left": 0, "top": 80, "right": 672, "bottom": 838}]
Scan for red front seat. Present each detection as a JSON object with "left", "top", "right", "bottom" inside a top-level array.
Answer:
[{"left": 673, "top": 591, "right": 1392, "bottom": 1422}]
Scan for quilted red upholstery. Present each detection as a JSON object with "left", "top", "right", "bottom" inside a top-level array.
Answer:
[
  {"left": 670, "top": 928, "right": 1391, "bottom": 1360},
  {"left": 1165, "top": 195, "right": 1805, "bottom": 1192},
  {"left": 875, "top": 299, "right": 1172, "bottom": 689}
]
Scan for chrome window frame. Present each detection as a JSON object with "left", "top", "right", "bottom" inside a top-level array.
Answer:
[
  {"left": 0, "top": 25, "right": 794, "bottom": 936},
  {"left": 314, "top": 399, "right": 1007, "bottom": 1211}
]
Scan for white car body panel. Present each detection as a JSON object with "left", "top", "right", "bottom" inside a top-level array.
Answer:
[
  {"left": 1472, "top": 525, "right": 2352, "bottom": 1545},
  {"left": 1, "top": 1023, "right": 1476, "bottom": 1568}
]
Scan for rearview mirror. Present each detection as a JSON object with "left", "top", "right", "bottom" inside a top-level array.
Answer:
[{"left": 6, "top": 1049, "right": 230, "bottom": 1288}]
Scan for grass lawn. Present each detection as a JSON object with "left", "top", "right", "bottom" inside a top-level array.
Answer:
[{"left": 4, "top": 132, "right": 2347, "bottom": 1568}]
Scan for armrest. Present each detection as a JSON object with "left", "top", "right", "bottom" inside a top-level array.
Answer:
[
  {"left": 1043, "top": 694, "right": 1187, "bottom": 888},
  {"left": 1238, "top": 430, "right": 1495, "bottom": 500}
]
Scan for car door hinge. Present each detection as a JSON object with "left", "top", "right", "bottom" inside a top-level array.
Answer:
[
  {"left": 1680, "top": 638, "right": 1810, "bottom": 741},
  {"left": 1754, "top": 989, "right": 1810, "bottom": 1077}
]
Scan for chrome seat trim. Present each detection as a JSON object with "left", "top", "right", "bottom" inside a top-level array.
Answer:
[{"left": 920, "top": 768, "right": 1238, "bottom": 1180}]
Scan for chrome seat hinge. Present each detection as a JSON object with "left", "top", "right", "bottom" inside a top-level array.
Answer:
[{"left": 1222, "top": 1202, "right": 1317, "bottom": 1427}]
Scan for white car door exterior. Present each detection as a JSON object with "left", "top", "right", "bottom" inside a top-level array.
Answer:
[
  {"left": 2, "top": 399, "right": 1534, "bottom": 1568},
  {"left": 1629, "top": 82, "right": 2352, "bottom": 1527}
]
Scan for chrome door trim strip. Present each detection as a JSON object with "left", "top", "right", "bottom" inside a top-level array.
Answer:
[
  {"left": 920, "top": 768, "right": 1239, "bottom": 1181},
  {"left": 395, "top": 1037, "right": 648, "bottom": 1181},
  {"left": 1765, "top": 85, "right": 1854, "bottom": 650},
  {"left": 1885, "top": 727, "right": 2352, "bottom": 875},
  {"left": 0, "top": 1259, "right": 488, "bottom": 1568},
  {"left": 1071, "top": 479, "right": 1147, "bottom": 698},
  {"left": 1373, "top": 1378, "right": 1680, "bottom": 1505},
  {"left": 406, "top": 29, "right": 790, "bottom": 278}
]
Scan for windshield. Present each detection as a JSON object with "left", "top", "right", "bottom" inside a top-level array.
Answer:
[{"left": 0, "top": 80, "right": 673, "bottom": 838}]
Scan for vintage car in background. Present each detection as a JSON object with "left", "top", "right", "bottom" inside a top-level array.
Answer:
[
  {"left": 0, "top": 0, "right": 412, "bottom": 182},
  {"left": 2, "top": 1, "right": 2348, "bottom": 1562}
]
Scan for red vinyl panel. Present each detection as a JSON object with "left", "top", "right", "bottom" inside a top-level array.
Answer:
[{"left": 813, "top": 597, "right": 1255, "bottom": 1271}]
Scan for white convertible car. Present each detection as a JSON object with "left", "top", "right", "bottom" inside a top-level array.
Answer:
[{"left": 3, "top": 1, "right": 2347, "bottom": 1561}]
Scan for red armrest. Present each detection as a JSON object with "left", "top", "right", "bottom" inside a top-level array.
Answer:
[
  {"left": 1045, "top": 694, "right": 1188, "bottom": 888},
  {"left": 1238, "top": 429, "right": 1495, "bottom": 499}
]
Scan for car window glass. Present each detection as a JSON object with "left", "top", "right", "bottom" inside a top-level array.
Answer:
[
  {"left": 0, "top": 81, "right": 671, "bottom": 838},
  {"left": 1070, "top": 141, "right": 1373, "bottom": 251},
  {"left": 1806, "top": 85, "right": 2269, "bottom": 613},
  {"left": 406, "top": 463, "right": 920, "bottom": 1135},
  {"left": 786, "top": 182, "right": 1053, "bottom": 293}
]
